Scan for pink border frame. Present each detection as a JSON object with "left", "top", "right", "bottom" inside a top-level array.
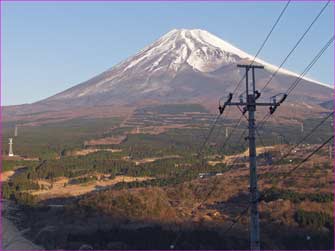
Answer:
[{"left": 0, "top": 0, "right": 333, "bottom": 250}]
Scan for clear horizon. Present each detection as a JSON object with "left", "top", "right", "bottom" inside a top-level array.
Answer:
[{"left": 2, "top": 1, "right": 334, "bottom": 106}]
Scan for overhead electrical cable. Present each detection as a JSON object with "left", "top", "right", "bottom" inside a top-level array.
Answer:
[{"left": 260, "top": 0, "right": 331, "bottom": 92}]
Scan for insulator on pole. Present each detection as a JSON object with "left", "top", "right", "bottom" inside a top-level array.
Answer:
[{"left": 279, "top": 93, "right": 287, "bottom": 104}]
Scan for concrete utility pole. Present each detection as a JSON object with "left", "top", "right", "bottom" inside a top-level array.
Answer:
[
  {"left": 219, "top": 64, "right": 286, "bottom": 250},
  {"left": 329, "top": 143, "right": 333, "bottom": 161},
  {"left": 14, "top": 125, "right": 18, "bottom": 137},
  {"left": 8, "top": 138, "right": 14, "bottom": 157},
  {"left": 330, "top": 119, "right": 333, "bottom": 161}
]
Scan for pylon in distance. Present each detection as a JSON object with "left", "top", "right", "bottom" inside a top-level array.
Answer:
[{"left": 9, "top": 138, "right": 14, "bottom": 157}]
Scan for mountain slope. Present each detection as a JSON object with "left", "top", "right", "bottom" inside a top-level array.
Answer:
[{"left": 4, "top": 29, "right": 333, "bottom": 122}]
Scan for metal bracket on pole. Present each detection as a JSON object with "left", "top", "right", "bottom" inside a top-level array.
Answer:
[{"left": 269, "top": 93, "right": 287, "bottom": 114}]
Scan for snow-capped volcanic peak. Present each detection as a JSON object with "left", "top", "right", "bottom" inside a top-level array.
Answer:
[
  {"left": 120, "top": 29, "right": 252, "bottom": 74},
  {"left": 45, "top": 28, "right": 330, "bottom": 103}
]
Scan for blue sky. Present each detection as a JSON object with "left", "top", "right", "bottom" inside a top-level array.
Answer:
[{"left": 2, "top": 1, "right": 334, "bottom": 106}]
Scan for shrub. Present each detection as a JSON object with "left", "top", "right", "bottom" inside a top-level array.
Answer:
[
  {"left": 295, "top": 209, "right": 333, "bottom": 230},
  {"left": 261, "top": 188, "right": 333, "bottom": 203}
]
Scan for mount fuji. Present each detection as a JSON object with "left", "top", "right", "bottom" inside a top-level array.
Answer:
[{"left": 4, "top": 29, "right": 332, "bottom": 121}]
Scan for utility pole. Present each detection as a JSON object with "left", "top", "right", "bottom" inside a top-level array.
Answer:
[
  {"left": 219, "top": 64, "right": 286, "bottom": 250},
  {"left": 330, "top": 119, "right": 333, "bottom": 161},
  {"left": 329, "top": 143, "right": 333, "bottom": 161}
]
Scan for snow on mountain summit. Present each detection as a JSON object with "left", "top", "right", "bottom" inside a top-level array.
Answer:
[
  {"left": 113, "top": 28, "right": 327, "bottom": 86},
  {"left": 119, "top": 28, "right": 253, "bottom": 73}
]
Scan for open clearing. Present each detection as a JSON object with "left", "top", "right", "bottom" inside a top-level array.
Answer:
[
  {"left": 31, "top": 175, "right": 152, "bottom": 200},
  {"left": 69, "top": 148, "right": 122, "bottom": 156},
  {"left": 1, "top": 171, "right": 15, "bottom": 182},
  {"left": 131, "top": 155, "right": 181, "bottom": 165}
]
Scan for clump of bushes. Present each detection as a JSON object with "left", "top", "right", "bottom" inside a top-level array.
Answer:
[
  {"left": 76, "top": 188, "right": 177, "bottom": 220},
  {"left": 295, "top": 209, "right": 333, "bottom": 230},
  {"left": 2, "top": 183, "right": 37, "bottom": 206},
  {"left": 2, "top": 160, "right": 39, "bottom": 172},
  {"left": 261, "top": 188, "right": 333, "bottom": 203},
  {"left": 69, "top": 176, "right": 97, "bottom": 185},
  {"left": 2, "top": 171, "right": 40, "bottom": 206}
]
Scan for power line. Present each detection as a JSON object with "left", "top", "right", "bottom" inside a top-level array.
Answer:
[
  {"left": 222, "top": 204, "right": 250, "bottom": 235},
  {"left": 171, "top": 143, "right": 249, "bottom": 249},
  {"left": 268, "top": 111, "right": 334, "bottom": 167},
  {"left": 215, "top": 0, "right": 291, "bottom": 159},
  {"left": 257, "top": 112, "right": 333, "bottom": 182},
  {"left": 171, "top": 135, "right": 249, "bottom": 249},
  {"left": 218, "top": 1, "right": 331, "bottom": 161},
  {"left": 187, "top": 114, "right": 248, "bottom": 214},
  {"left": 197, "top": 95, "right": 236, "bottom": 162},
  {"left": 172, "top": 1, "right": 330, "bottom": 247},
  {"left": 257, "top": 34, "right": 334, "bottom": 130},
  {"left": 266, "top": 135, "right": 334, "bottom": 185},
  {"left": 271, "top": 116, "right": 291, "bottom": 145},
  {"left": 197, "top": 113, "right": 222, "bottom": 157},
  {"left": 211, "top": 106, "right": 233, "bottom": 146},
  {"left": 221, "top": 135, "right": 333, "bottom": 239},
  {"left": 220, "top": 113, "right": 245, "bottom": 153},
  {"left": 203, "top": 4, "right": 332, "bottom": 244},
  {"left": 260, "top": 0, "right": 331, "bottom": 92},
  {"left": 173, "top": 94, "right": 332, "bottom": 250},
  {"left": 170, "top": 110, "right": 249, "bottom": 249},
  {"left": 286, "top": 35, "right": 334, "bottom": 95},
  {"left": 231, "top": 0, "right": 291, "bottom": 95},
  {"left": 217, "top": 33, "right": 333, "bottom": 247},
  {"left": 225, "top": 64, "right": 280, "bottom": 250},
  {"left": 237, "top": 106, "right": 269, "bottom": 157},
  {"left": 170, "top": 108, "right": 241, "bottom": 249}
]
